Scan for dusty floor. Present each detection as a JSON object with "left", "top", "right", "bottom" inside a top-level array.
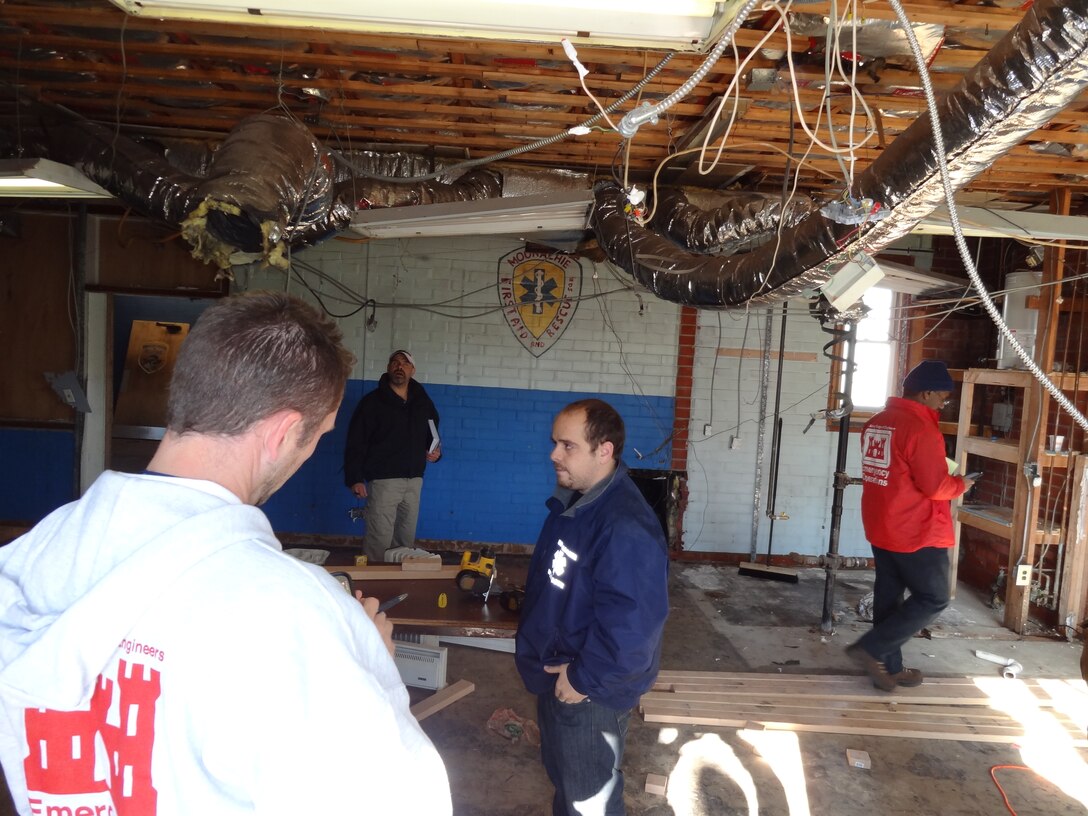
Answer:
[
  {"left": 419, "top": 561, "right": 1088, "bottom": 816},
  {"left": 0, "top": 561, "right": 1083, "bottom": 816}
]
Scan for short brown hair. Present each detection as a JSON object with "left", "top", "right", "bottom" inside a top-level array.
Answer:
[
  {"left": 167, "top": 291, "right": 355, "bottom": 439},
  {"left": 563, "top": 398, "right": 625, "bottom": 461}
]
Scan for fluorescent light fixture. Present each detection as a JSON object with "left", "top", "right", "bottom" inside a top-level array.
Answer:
[
  {"left": 0, "top": 158, "right": 113, "bottom": 199},
  {"left": 821, "top": 253, "right": 885, "bottom": 311},
  {"left": 350, "top": 191, "right": 593, "bottom": 239},
  {"left": 914, "top": 206, "right": 1088, "bottom": 242},
  {"left": 108, "top": 0, "right": 726, "bottom": 49},
  {"left": 873, "top": 258, "right": 964, "bottom": 296}
]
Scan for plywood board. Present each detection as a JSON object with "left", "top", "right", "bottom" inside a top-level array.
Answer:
[
  {"left": 113, "top": 319, "right": 189, "bottom": 427},
  {"left": 0, "top": 212, "right": 77, "bottom": 422}
]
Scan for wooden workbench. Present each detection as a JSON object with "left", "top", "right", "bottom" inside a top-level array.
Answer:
[{"left": 323, "top": 561, "right": 522, "bottom": 638}]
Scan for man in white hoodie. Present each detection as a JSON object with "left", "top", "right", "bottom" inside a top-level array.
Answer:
[{"left": 0, "top": 292, "right": 451, "bottom": 816}]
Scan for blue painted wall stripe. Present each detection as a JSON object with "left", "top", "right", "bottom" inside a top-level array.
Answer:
[
  {"left": 0, "top": 384, "right": 675, "bottom": 547},
  {"left": 262, "top": 381, "right": 675, "bottom": 544}
]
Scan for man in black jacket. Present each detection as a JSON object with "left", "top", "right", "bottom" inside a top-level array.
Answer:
[{"left": 344, "top": 350, "right": 442, "bottom": 563}]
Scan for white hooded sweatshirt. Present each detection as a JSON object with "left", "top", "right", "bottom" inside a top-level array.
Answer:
[{"left": 0, "top": 471, "right": 451, "bottom": 816}]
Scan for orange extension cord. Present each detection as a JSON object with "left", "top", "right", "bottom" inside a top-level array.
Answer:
[{"left": 989, "top": 764, "right": 1034, "bottom": 816}]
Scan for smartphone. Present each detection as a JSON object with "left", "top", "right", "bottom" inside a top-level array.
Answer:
[
  {"left": 964, "top": 471, "right": 983, "bottom": 481},
  {"left": 329, "top": 571, "right": 354, "bottom": 594}
]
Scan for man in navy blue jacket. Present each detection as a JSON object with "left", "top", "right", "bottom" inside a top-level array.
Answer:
[{"left": 515, "top": 399, "right": 669, "bottom": 816}]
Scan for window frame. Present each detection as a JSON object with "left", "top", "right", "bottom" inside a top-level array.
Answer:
[{"left": 826, "top": 287, "right": 909, "bottom": 432}]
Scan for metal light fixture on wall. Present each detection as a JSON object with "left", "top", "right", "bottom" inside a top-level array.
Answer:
[{"left": 0, "top": 158, "right": 113, "bottom": 199}]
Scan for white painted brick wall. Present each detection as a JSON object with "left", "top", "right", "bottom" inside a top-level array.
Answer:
[
  {"left": 238, "top": 235, "right": 681, "bottom": 397},
  {"left": 237, "top": 239, "right": 879, "bottom": 557},
  {"left": 683, "top": 299, "right": 871, "bottom": 558}
]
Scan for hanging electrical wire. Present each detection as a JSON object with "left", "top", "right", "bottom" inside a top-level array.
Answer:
[{"left": 333, "top": 49, "right": 676, "bottom": 183}]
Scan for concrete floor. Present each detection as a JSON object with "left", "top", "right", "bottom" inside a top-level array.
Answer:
[
  {"left": 0, "top": 560, "right": 1083, "bottom": 815},
  {"left": 420, "top": 561, "right": 1088, "bottom": 816}
]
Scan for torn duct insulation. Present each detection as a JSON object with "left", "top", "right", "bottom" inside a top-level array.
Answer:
[
  {"left": 12, "top": 107, "right": 503, "bottom": 268},
  {"left": 181, "top": 114, "right": 345, "bottom": 269},
  {"left": 595, "top": 0, "right": 1088, "bottom": 309}
]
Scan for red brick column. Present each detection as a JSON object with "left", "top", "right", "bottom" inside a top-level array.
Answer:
[{"left": 671, "top": 306, "right": 697, "bottom": 470}]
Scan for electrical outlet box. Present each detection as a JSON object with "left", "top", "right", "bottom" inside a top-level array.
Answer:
[
  {"left": 730, "top": 436, "right": 741, "bottom": 449},
  {"left": 703, "top": 423, "right": 712, "bottom": 436},
  {"left": 1015, "top": 564, "right": 1032, "bottom": 586},
  {"left": 992, "top": 402, "right": 1014, "bottom": 434}
]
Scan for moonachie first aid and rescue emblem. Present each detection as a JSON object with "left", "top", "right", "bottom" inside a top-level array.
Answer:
[{"left": 497, "top": 248, "right": 581, "bottom": 357}]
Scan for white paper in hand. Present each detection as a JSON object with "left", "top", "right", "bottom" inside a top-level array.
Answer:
[{"left": 428, "top": 419, "right": 440, "bottom": 454}]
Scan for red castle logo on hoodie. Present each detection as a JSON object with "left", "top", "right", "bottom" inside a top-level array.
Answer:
[{"left": 24, "top": 659, "right": 160, "bottom": 815}]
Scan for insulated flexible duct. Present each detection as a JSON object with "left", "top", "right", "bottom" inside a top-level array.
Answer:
[
  {"left": 594, "top": 0, "right": 1088, "bottom": 308},
  {"left": 9, "top": 105, "right": 503, "bottom": 269},
  {"left": 652, "top": 188, "right": 817, "bottom": 255}
]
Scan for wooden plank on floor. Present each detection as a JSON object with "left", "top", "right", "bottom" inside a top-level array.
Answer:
[
  {"left": 641, "top": 671, "right": 1088, "bottom": 745},
  {"left": 641, "top": 697, "right": 1082, "bottom": 734},
  {"left": 410, "top": 678, "right": 475, "bottom": 722},
  {"left": 641, "top": 699, "right": 1085, "bottom": 743},
  {"left": 640, "top": 693, "right": 1070, "bottom": 724},
  {"left": 659, "top": 681, "right": 1053, "bottom": 706},
  {"left": 652, "top": 672, "right": 1081, "bottom": 707},
  {"left": 640, "top": 706, "right": 1084, "bottom": 744},
  {"left": 655, "top": 670, "right": 1086, "bottom": 686}
]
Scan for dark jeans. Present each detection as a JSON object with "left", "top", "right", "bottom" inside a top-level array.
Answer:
[
  {"left": 856, "top": 545, "right": 951, "bottom": 674},
  {"left": 537, "top": 693, "right": 631, "bottom": 816}
]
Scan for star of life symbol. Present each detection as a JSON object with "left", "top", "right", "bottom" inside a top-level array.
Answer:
[
  {"left": 548, "top": 539, "right": 579, "bottom": 589},
  {"left": 497, "top": 248, "right": 581, "bottom": 357}
]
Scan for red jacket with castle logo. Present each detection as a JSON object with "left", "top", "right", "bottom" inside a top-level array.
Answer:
[{"left": 860, "top": 396, "right": 967, "bottom": 553}]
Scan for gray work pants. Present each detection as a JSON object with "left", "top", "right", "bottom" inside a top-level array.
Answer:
[{"left": 363, "top": 477, "right": 424, "bottom": 562}]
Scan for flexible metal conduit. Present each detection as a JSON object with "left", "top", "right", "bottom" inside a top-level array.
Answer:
[
  {"left": 593, "top": 0, "right": 1088, "bottom": 310},
  {"left": 344, "top": 51, "right": 677, "bottom": 183},
  {"left": 887, "top": 0, "right": 1088, "bottom": 434},
  {"left": 617, "top": 0, "right": 761, "bottom": 138}
]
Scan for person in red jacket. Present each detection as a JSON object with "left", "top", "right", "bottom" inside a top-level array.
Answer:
[{"left": 847, "top": 360, "right": 976, "bottom": 691}]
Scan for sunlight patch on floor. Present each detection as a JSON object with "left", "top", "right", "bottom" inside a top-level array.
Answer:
[
  {"left": 666, "top": 733, "right": 759, "bottom": 816},
  {"left": 739, "top": 729, "right": 811, "bottom": 816},
  {"left": 975, "top": 675, "right": 1088, "bottom": 808}
]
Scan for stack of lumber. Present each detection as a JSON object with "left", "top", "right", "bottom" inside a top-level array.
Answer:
[{"left": 641, "top": 670, "right": 1087, "bottom": 745}]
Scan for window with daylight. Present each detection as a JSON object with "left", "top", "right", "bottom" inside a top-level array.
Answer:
[
  {"left": 851, "top": 287, "right": 897, "bottom": 410},
  {"left": 828, "top": 287, "right": 902, "bottom": 422}
]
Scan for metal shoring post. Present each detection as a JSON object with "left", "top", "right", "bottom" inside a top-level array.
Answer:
[{"left": 820, "top": 317, "right": 859, "bottom": 634}]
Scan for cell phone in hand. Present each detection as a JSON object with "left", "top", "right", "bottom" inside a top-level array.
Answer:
[
  {"left": 329, "top": 571, "right": 354, "bottom": 594},
  {"left": 964, "top": 471, "right": 983, "bottom": 481}
]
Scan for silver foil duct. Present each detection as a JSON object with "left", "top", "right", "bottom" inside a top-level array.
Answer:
[
  {"left": 593, "top": 0, "right": 1088, "bottom": 309},
  {"left": 337, "top": 167, "right": 502, "bottom": 211},
  {"left": 651, "top": 188, "right": 817, "bottom": 255},
  {"left": 13, "top": 107, "right": 502, "bottom": 268},
  {"left": 180, "top": 114, "right": 344, "bottom": 269}
]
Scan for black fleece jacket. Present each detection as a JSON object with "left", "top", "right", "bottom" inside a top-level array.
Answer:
[{"left": 343, "top": 374, "right": 440, "bottom": 485}]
